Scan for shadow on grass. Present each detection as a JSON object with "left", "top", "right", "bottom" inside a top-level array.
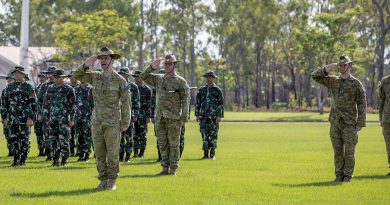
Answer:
[
  {"left": 10, "top": 188, "right": 100, "bottom": 198},
  {"left": 354, "top": 174, "right": 390, "bottom": 180},
  {"left": 119, "top": 174, "right": 161, "bottom": 178},
  {"left": 49, "top": 166, "right": 88, "bottom": 170},
  {"left": 273, "top": 181, "right": 342, "bottom": 188},
  {"left": 181, "top": 158, "right": 206, "bottom": 162}
]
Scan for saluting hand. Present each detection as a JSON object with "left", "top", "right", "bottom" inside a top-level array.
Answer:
[
  {"left": 324, "top": 63, "right": 338, "bottom": 73},
  {"left": 151, "top": 59, "right": 162, "bottom": 70},
  {"left": 84, "top": 56, "right": 98, "bottom": 67}
]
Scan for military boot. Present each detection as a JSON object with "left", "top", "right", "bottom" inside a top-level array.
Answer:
[
  {"left": 7, "top": 150, "right": 13, "bottom": 157},
  {"left": 19, "top": 155, "right": 26, "bottom": 166},
  {"left": 106, "top": 179, "right": 117, "bottom": 190},
  {"left": 70, "top": 149, "right": 75, "bottom": 157},
  {"left": 124, "top": 152, "right": 131, "bottom": 162},
  {"left": 169, "top": 168, "right": 177, "bottom": 176},
  {"left": 96, "top": 180, "right": 107, "bottom": 190},
  {"left": 334, "top": 175, "right": 343, "bottom": 182},
  {"left": 139, "top": 149, "right": 145, "bottom": 158},
  {"left": 60, "top": 157, "right": 68, "bottom": 167},
  {"left": 38, "top": 148, "right": 44, "bottom": 157},
  {"left": 52, "top": 158, "right": 60, "bottom": 166},
  {"left": 119, "top": 151, "right": 125, "bottom": 162},
  {"left": 202, "top": 149, "right": 209, "bottom": 159},
  {"left": 133, "top": 149, "right": 139, "bottom": 158},
  {"left": 343, "top": 176, "right": 352, "bottom": 183},
  {"left": 77, "top": 153, "right": 84, "bottom": 162},
  {"left": 157, "top": 167, "right": 169, "bottom": 175},
  {"left": 210, "top": 148, "right": 216, "bottom": 160},
  {"left": 180, "top": 147, "right": 184, "bottom": 158},
  {"left": 156, "top": 149, "right": 162, "bottom": 162},
  {"left": 10, "top": 155, "right": 19, "bottom": 167},
  {"left": 83, "top": 153, "right": 90, "bottom": 162},
  {"left": 45, "top": 148, "right": 52, "bottom": 161}
]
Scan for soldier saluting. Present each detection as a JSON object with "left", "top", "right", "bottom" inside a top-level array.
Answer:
[
  {"left": 311, "top": 55, "right": 366, "bottom": 182},
  {"left": 74, "top": 47, "right": 131, "bottom": 190}
]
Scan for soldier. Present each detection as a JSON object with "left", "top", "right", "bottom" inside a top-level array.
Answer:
[
  {"left": 141, "top": 54, "right": 190, "bottom": 176},
  {"left": 151, "top": 87, "right": 161, "bottom": 162},
  {"left": 118, "top": 67, "right": 140, "bottom": 162},
  {"left": 195, "top": 71, "right": 224, "bottom": 160},
  {"left": 1, "top": 72, "right": 15, "bottom": 157},
  {"left": 37, "top": 66, "right": 57, "bottom": 161},
  {"left": 69, "top": 73, "right": 79, "bottom": 157},
  {"left": 311, "top": 55, "right": 366, "bottom": 182},
  {"left": 1, "top": 66, "right": 36, "bottom": 166},
  {"left": 34, "top": 71, "right": 48, "bottom": 156},
  {"left": 378, "top": 75, "right": 390, "bottom": 176},
  {"left": 132, "top": 70, "right": 153, "bottom": 158},
  {"left": 42, "top": 69, "right": 76, "bottom": 167},
  {"left": 74, "top": 47, "right": 131, "bottom": 190},
  {"left": 74, "top": 79, "right": 94, "bottom": 162}
]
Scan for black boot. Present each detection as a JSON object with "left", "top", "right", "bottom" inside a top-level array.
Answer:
[
  {"left": 210, "top": 148, "right": 215, "bottom": 160},
  {"left": 45, "top": 148, "right": 52, "bottom": 161},
  {"left": 83, "top": 153, "right": 90, "bottom": 162},
  {"left": 124, "top": 152, "right": 131, "bottom": 162},
  {"left": 52, "top": 158, "right": 59, "bottom": 166},
  {"left": 60, "top": 157, "right": 68, "bottom": 167},
  {"left": 38, "top": 148, "right": 44, "bottom": 157},
  {"left": 202, "top": 149, "right": 209, "bottom": 159},
  {"left": 133, "top": 149, "right": 139, "bottom": 158},
  {"left": 7, "top": 150, "right": 13, "bottom": 157},
  {"left": 156, "top": 149, "right": 162, "bottom": 162},
  {"left": 77, "top": 153, "right": 84, "bottom": 161},
  {"left": 119, "top": 151, "right": 125, "bottom": 162},
  {"left": 139, "top": 149, "right": 145, "bottom": 158},
  {"left": 10, "top": 155, "right": 19, "bottom": 167},
  {"left": 180, "top": 147, "right": 184, "bottom": 158},
  {"left": 19, "top": 155, "right": 26, "bottom": 166}
]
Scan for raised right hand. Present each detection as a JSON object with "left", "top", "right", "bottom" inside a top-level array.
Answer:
[
  {"left": 151, "top": 59, "right": 162, "bottom": 70},
  {"left": 84, "top": 56, "right": 98, "bottom": 67}
]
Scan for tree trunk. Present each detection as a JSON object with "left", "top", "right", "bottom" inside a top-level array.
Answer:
[{"left": 138, "top": 0, "right": 144, "bottom": 70}]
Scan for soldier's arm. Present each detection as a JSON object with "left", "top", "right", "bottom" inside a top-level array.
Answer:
[
  {"left": 140, "top": 65, "right": 158, "bottom": 88},
  {"left": 89, "top": 88, "right": 94, "bottom": 111},
  {"left": 179, "top": 81, "right": 190, "bottom": 122},
  {"left": 74, "top": 64, "right": 93, "bottom": 85},
  {"left": 69, "top": 88, "right": 76, "bottom": 122},
  {"left": 132, "top": 85, "right": 140, "bottom": 118},
  {"left": 27, "top": 84, "right": 37, "bottom": 121},
  {"left": 1, "top": 89, "right": 8, "bottom": 120},
  {"left": 379, "top": 79, "right": 385, "bottom": 122},
  {"left": 151, "top": 89, "right": 156, "bottom": 118},
  {"left": 217, "top": 87, "right": 225, "bottom": 118},
  {"left": 37, "top": 85, "right": 45, "bottom": 116},
  {"left": 357, "top": 83, "right": 367, "bottom": 128},
  {"left": 311, "top": 67, "right": 336, "bottom": 88},
  {"left": 146, "top": 88, "right": 153, "bottom": 118},
  {"left": 120, "top": 79, "right": 131, "bottom": 131},
  {"left": 195, "top": 90, "right": 201, "bottom": 117}
]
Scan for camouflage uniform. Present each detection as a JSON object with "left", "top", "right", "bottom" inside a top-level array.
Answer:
[
  {"left": 42, "top": 70, "right": 76, "bottom": 166},
  {"left": 311, "top": 62, "right": 366, "bottom": 180},
  {"left": 69, "top": 82, "right": 79, "bottom": 157},
  {"left": 378, "top": 76, "right": 390, "bottom": 170},
  {"left": 1, "top": 87, "right": 13, "bottom": 156},
  {"left": 37, "top": 66, "right": 57, "bottom": 160},
  {"left": 141, "top": 56, "right": 190, "bottom": 173},
  {"left": 74, "top": 49, "right": 131, "bottom": 184},
  {"left": 134, "top": 79, "right": 153, "bottom": 158},
  {"left": 151, "top": 88, "right": 162, "bottom": 161},
  {"left": 34, "top": 72, "right": 47, "bottom": 156},
  {"left": 74, "top": 84, "right": 94, "bottom": 161},
  {"left": 1, "top": 66, "right": 36, "bottom": 166},
  {"left": 195, "top": 72, "right": 224, "bottom": 159}
]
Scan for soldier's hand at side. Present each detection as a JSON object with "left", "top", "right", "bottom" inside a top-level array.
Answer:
[
  {"left": 68, "top": 121, "right": 74, "bottom": 128},
  {"left": 146, "top": 118, "right": 151, "bottom": 123},
  {"left": 2, "top": 119, "right": 8, "bottom": 126},
  {"left": 84, "top": 56, "right": 98, "bottom": 67},
  {"left": 132, "top": 117, "right": 138, "bottom": 122},
  {"left": 216, "top": 117, "right": 221, "bottom": 123},
  {"left": 196, "top": 117, "right": 199, "bottom": 122},
  {"left": 26, "top": 119, "right": 34, "bottom": 127},
  {"left": 37, "top": 115, "right": 43, "bottom": 122},
  {"left": 357, "top": 126, "right": 363, "bottom": 131},
  {"left": 151, "top": 59, "right": 161, "bottom": 70},
  {"left": 180, "top": 120, "right": 185, "bottom": 127}
]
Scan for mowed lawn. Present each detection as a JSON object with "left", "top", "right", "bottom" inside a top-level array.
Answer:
[{"left": 0, "top": 122, "right": 389, "bottom": 205}]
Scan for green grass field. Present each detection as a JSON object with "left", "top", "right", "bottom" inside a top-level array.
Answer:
[{"left": 0, "top": 119, "right": 389, "bottom": 204}]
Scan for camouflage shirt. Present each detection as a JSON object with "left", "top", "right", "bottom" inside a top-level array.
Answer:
[
  {"left": 42, "top": 83, "right": 76, "bottom": 123},
  {"left": 141, "top": 66, "right": 190, "bottom": 122},
  {"left": 137, "top": 83, "right": 153, "bottom": 119},
  {"left": 195, "top": 84, "right": 224, "bottom": 119},
  {"left": 126, "top": 80, "right": 140, "bottom": 119},
  {"left": 311, "top": 67, "right": 366, "bottom": 127},
  {"left": 1, "top": 81, "right": 36, "bottom": 124},
  {"left": 37, "top": 80, "right": 55, "bottom": 116},
  {"left": 74, "top": 84, "right": 94, "bottom": 122}
]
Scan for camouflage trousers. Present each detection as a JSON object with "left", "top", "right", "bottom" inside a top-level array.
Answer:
[
  {"left": 155, "top": 117, "right": 181, "bottom": 169},
  {"left": 92, "top": 122, "right": 121, "bottom": 180},
  {"left": 43, "top": 120, "right": 50, "bottom": 150},
  {"left": 34, "top": 121, "right": 45, "bottom": 150},
  {"left": 9, "top": 124, "right": 30, "bottom": 159},
  {"left": 199, "top": 118, "right": 219, "bottom": 150},
  {"left": 180, "top": 125, "right": 185, "bottom": 154},
  {"left": 134, "top": 118, "right": 148, "bottom": 150},
  {"left": 330, "top": 119, "right": 358, "bottom": 178},
  {"left": 381, "top": 123, "right": 390, "bottom": 167},
  {"left": 75, "top": 120, "right": 93, "bottom": 155},
  {"left": 120, "top": 123, "right": 134, "bottom": 153},
  {"left": 70, "top": 126, "right": 76, "bottom": 154},
  {"left": 3, "top": 126, "right": 12, "bottom": 154},
  {"left": 48, "top": 121, "right": 71, "bottom": 159}
]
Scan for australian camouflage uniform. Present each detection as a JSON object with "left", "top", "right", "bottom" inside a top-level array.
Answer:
[
  {"left": 311, "top": 55, "right": 366, "bottom": 181},
  {"left": 118, "top": 67, "right": 140, "bottom": 162},
  {"left": 1, "top": 66, "right": 36, "bottom": 166},
  {"left": 133, "top": 70, "right": 153, "bottom": 159},
  {"left": 42, "top": 69, "right": 76, "bottom": 166},
  {"left": 141, "top": 54, "right": 190, "bottom": 174},
  {"left": 37, "top": 66, "right": 57, "bottom": 160},
  {"left": 74, "top": 83, "right": 94, "bottom": 161},
  {"left": 195, "top": 71, "right": 224, "bottom": 160},
  {"left": 378, "top": 75, "right": 390, "bottom": 172}
]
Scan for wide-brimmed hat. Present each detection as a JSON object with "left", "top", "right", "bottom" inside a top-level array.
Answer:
[
  {"left": 203, "top": 70, "right": 217, "bottom": 78},
  {"left": 163, "top": 54, "right": 181, "bottom": 64},
  {"left": 38, "top": 71, "right": 47, "bottom": 78},
  {"left": 337, "top": 55, "right": 355, "bottom": 66},
  {"left": 52, "top": 69, "right": 68, "bottom": 77},
  {"left": 118, "top": 67, "right": 132, "bottom": 76},
  {"left": 132, "top": 70, "right": 142, "bottom": 77},
  {"left": 11, "top": 66, "right": 30, "bottom": 80},
  {"left": 97, "top": 47, "right": 121, "bottom": 60},
  {"left": 6, "top": 72, "right": 14, "bottom": 80},
  {"left": 46, "top": 66, "right": 57, "bottom": 74}
]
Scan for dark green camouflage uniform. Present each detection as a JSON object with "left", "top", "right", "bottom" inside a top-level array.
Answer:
[
  {"left": 42, "top": 82, "right": 76, "bottom": 163},
  {"left": 74, "top": 84, "right": 94, "bottom": 159},
  {"left": 195, "top": 84, "right": 224, "bottom": 151},
  {"left": 311, "top": 67, "right": 366, "bottom": 179},
  {"left": 134, "top": 83, "right": 152, "bottom": 153},
  {"left": 70, "top": 83, "right": 79, "bottom": 156},
  {"left": 1, "top": 81, "right": 36, "bottom": 164},
  {"left": 378, "top": 76, "right": 390, "bottom": 169},
  {"left": 37, "top": 80, "right": 55, "bottom": 157},
  {"left": 1, "top": 88, "right": 12, "bottom": 156},
  {"left": 34, "top": 82, "right": 45, "bottom": 153}
]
